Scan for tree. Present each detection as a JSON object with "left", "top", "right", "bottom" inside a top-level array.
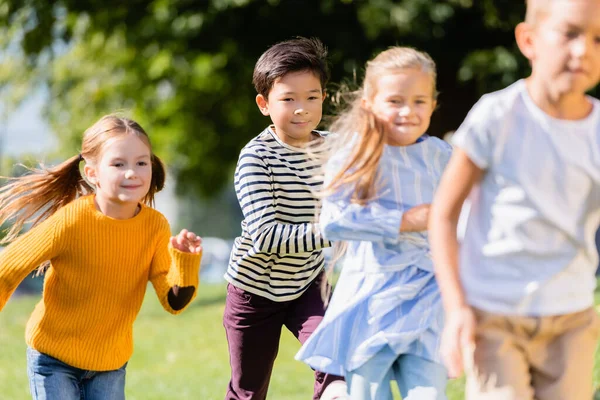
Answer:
[{"left": 1, "top": 0, "right": 575, "bottom": 198}]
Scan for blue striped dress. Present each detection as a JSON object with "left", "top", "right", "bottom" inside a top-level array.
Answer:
[{"left": 295, "top": 135, "right": 452, "bottom": 376}]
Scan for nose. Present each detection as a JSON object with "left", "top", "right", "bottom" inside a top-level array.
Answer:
[
  {"left": 124, "top": 169, "right": 136, "bottom": 179},
  {"left": 294, "top": 105, "right": 308, "bottom": 115},
  {"left": 398, "top": 105, "right": 412, "bottom": 117}
]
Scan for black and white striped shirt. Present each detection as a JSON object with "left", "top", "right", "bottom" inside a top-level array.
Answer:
[{"left": 225, "top": 127, "right": 331, "bottom": 301}]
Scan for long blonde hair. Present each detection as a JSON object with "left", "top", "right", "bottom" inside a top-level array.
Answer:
[
  {"left": 0, "top": 114, "right": 166, "bottom": 244},
  {"left": 319, "top": 47, "right": 438, "bottom": 301},
  {"left": 324, "top": 46, "right": 438, "bottom": 203}
]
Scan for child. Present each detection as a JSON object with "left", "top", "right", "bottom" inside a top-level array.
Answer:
[
  {"left": 0, "top": 115, "right": 203, "bottom": 400},
  {"left": 296, "top": 47, "right": 451, "bottom": 400},
  {"left": 428, "top": 0, "right": 600, "bottom": 399},
  {"left": 223, "top": 37, "right": 343, "bottom": 400}
]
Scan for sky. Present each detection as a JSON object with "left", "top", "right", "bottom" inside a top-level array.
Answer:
[{"left": 1, "top": 91, "right": 57, "bottom": 156}]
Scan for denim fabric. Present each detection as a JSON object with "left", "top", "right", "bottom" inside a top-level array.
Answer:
[
  {"left": 27, "top": 348, "right": 127, "bottom": 400},
  {"left": 346, "top": 345, "right": 447, "bottom": 400}
]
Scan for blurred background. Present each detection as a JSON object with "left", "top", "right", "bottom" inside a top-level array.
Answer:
[
  {"left": 0, "top": 0, "right": 560, "bottom": 285},
  {"left": 1, "top": 2, "right": 600, "bottom": 398}
]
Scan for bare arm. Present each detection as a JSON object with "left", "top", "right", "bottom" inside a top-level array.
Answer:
[
  {"left": 428, "top": 148, "right": 483, "bottom": 377},
  {"left": 430, "top": 149, "right": 482, "bottom": 310},
  {"left": 400, "top": 204, "right": 430, "bottom": 232}
]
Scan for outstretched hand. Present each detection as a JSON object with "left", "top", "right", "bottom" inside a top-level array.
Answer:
[{"left": 170, "top": 229, "right": 203, "bottom": 254}]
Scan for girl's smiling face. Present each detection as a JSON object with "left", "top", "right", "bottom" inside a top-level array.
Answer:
[{"left": 366, "top": 68, "right": 436, "bottom": 146}]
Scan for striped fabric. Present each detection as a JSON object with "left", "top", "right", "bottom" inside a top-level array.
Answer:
[{"left": 225, "top": 127, "right": 331, "bottom": 302}]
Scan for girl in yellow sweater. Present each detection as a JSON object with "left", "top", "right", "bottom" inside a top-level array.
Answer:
[{"left": 0, "top": 115, "right": 203, "bottom": 400}]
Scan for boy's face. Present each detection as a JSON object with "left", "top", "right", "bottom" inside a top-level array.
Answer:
[
  {"left": 256, "top": 70, "right": 325, "bottom": 147},
  {"left": 520, "top": 0, "right": 600, "bottom": 96}
]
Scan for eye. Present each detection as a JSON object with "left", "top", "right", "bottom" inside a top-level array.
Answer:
[
  {"left": 112, "top": 162, "right": 124, "bottom": 167},
  {"left": 564, "top": 30, "right": 579, "bottom": 39},
  {"left": 594, "top": 36, "right": 600, "bottom": 44},
  {"left": 137, "top": 161, "right": 148, "bottom": 166},
  {"left": 281, "top": 98, "right": 293, "bottom": 102},
  {"left": 308, "top": 96, "right": 319, "bottom": 100}
]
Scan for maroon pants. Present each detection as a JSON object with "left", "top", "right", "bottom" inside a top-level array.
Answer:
[{"left": 223, "top": 274, "right": 343, "bottom": 400}]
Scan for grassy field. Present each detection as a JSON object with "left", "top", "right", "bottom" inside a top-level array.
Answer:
[{"left": 1, "top": 283, "right": 599, "bottom": 399}]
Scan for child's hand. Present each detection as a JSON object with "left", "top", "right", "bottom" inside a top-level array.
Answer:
[
  {"left": 440, "top": 305, "right": 476, "bottom": 379},
  {"left": 400, "top": 204, "right": 431, "bottom": 232},
  {"left": 170, "top": 229, "right": 203, "bottom": 254}
]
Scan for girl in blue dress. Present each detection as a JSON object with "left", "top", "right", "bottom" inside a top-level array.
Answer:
[{"left": 296, "top": 47, "right": 451, "bottom": 400}]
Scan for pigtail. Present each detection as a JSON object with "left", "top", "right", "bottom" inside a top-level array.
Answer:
[
  {"left": 143, "top": 153, "right": 166, "bottom": 206},
  {"left": 0, "top": 154, "right": 92, "bottom": 244}
]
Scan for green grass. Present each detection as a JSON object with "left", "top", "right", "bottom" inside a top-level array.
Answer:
[{"left": 1, "top": 283, "right": 598, "bottom": 399}]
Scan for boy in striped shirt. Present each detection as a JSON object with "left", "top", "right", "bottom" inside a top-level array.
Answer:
[{"left": 223, "top": 37, "right": 342, "bottom": 400}]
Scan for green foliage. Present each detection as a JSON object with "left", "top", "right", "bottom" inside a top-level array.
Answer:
[{"left": 2, "top": 1, "right": 594, "bottom": 197}]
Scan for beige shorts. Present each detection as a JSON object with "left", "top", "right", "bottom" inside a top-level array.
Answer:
[{"left": 464, "top": 307, "right": 600, "bottom": 400}]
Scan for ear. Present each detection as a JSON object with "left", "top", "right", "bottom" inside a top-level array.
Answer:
[
  {"left": 322, "top": 90, "right": 327, "bottom": 102},
  {"left": 84, "top": 164, "right": 98, "bottom": 186},
  {"left": 515, "top": 22, "right": 536, "bottom": 61},
  {"left": 256, "top": 94, "right": 270, "bottom": 116}
]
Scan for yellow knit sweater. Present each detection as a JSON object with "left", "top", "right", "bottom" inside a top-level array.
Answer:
[{"left": 0, "top": 195, "right": 201, "bottom": 371}]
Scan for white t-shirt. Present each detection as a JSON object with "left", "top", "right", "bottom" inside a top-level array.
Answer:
[{"left": 453, "top": 79, "right": 600, "bottom": 316}]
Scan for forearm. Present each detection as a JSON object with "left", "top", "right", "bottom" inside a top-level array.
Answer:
[
  {"left": 0, "top": 222, "right": 61, "bottom": 310},
  {"left": 400, "top": 204, "right": 430, "bottom": 232},
  {"left": 252, "top": 222, "right": 329, "bottom": 254},
  {"left": 321, "top": 202, "right": 403, "bottom": 242},
  {"left": 429, "top": 148, "right": 483, "bottom": 312},
  {"left": 151, "top": 247, "right": 201, "bottom": 314},
  {"left": 429, "top": 214, "right": 467, "bottom": 312}
]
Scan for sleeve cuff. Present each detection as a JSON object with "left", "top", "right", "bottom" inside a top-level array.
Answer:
[
  {"left": 167, "top": 246, "right": 202, "bottom": 287},
  {"left": 382, "top": 209, "right": 403, "bottom": 244}
]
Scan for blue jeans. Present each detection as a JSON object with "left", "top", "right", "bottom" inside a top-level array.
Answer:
[
  {"left": 346, "top": 346, "right": 447, "bottom": 400},
  {"left": 26, "top": 348, "right": 127, "bottom": 400}
]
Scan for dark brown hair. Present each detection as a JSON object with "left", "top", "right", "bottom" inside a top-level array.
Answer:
[{"left": 252, "top": 37, "right": 330, "bottom": 98}]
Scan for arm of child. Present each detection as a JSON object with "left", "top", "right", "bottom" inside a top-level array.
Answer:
[
  {"left": 149, "top": 222, "right": 202, "bottom": 315},
  {"left": 235, "top": 148, "right": 330, "bottom": 254},
  {"left": 320, "top": 149, "right": 433, "bottom": 241},
  {"left": 323, "top": 199, "right": 432, "bottom": 239},
  {"left": 0, "top": 211, "right": 66, "bottom": 310},
  {"left": 400, "top": 204, "right": 431, "bottom": 232},
  {"left": 320, "top": 193, "right": 404, "bottom": 242},
  {"left": 429, "top": 148, "right": 483, "bottom": 378},
  {"left": 398, "top": 141, "right": 453, "bottom": 233}
]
